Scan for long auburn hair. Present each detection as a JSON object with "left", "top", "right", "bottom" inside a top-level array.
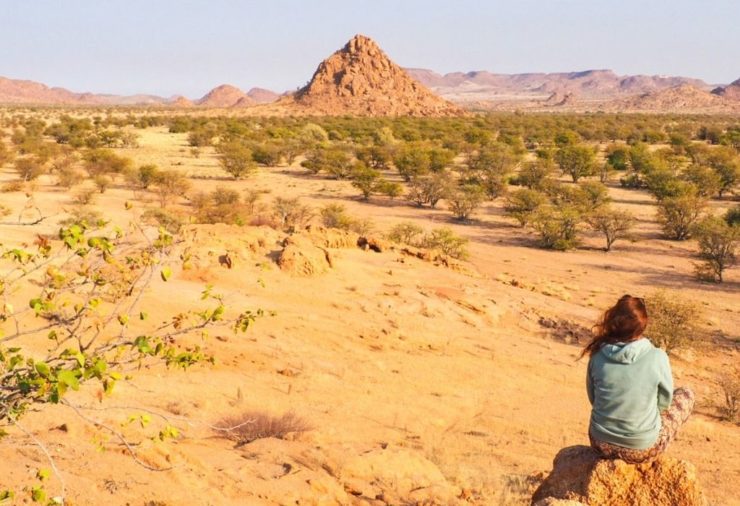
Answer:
[{"left": 580, "top": 295, "right": 648, "bottom": 359}]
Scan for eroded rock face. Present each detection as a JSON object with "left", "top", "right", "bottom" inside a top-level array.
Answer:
[
  {"left": 277, "top": 236, "right": 332, "bottom": 276},
  {"left": 292, "top": 34, "right": 462, "bottom": 117},
  {"left": 532, "top": 446, "right": 706, "bottom": 506}
]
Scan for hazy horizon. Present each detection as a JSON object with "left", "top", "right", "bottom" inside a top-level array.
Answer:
[{"left": 1, "top": 0, "right": 738, "bottom": 98}]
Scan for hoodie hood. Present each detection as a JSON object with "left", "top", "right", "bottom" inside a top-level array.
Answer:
[{"left": 600, "top": 338, "right": 654, "bottom": 364}]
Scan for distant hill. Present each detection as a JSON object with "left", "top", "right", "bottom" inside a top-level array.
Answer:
[
  {"left": 196, "top": 84, "right": 253, "bottom": 108},
  {"left": 404, "top": 68, "right": 717, "bottom": 109},
  {"left": 712, "top": 78, "right": 740, "bottom": 101}
]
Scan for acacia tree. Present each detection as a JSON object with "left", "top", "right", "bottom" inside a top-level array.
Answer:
[
  {"left": 217, "top": 140, "right": 256, "bottom": 179},
  {"left": 657, "top": 193, "right": 707, "bottom": 240},
  {"left": 556, "top": 144, "right": 596, "bottom": 182},
  {"left": 586, "top": 207, "right": 635, "bottom": 251},
  {"left": 692, "top": 216, "right": 739, "bottom": 282}
]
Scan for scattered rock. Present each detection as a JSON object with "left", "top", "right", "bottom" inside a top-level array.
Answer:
[
  {"left": 538, "top": 317, "right": 591, "bottom": 345},
  {"left": 532, "top": 445, "right": 707, "bottom": 506},
  {"left": 357, "top": 235, "right": 390, "bottom": 253}
]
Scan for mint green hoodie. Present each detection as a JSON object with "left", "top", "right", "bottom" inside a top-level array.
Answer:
[{"left": 587, "top": 338, "right": 673, "bottom": 449}]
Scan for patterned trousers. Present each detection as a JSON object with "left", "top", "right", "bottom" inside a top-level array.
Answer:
[{"left": 589, "top": 387, "right": 695, "bottom": 464}]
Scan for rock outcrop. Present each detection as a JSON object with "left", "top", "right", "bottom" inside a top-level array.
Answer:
[
  {"left": 288, "top": 34, "right": 462, "bottom": 116},
  {"left": 277, "top": 235, "right": 333, "bottom": 276},
  {"left": 532, "top": 446, "right": 706, "bottom": 506}
]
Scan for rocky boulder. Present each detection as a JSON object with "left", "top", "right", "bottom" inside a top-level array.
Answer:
[
  {"left": 532, "top": 446, "right": 706, "bottom": 506},
  {"left": 277, "top": 236, "right": 332, "bottom": 276}
]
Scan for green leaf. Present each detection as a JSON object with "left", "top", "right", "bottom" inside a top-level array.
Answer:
[
  {"left": 34, "top": 362, "right": 51, "bottom": 379},
  {"left": 36, "top": 469, "right": 50, "bottom": 482},
  {"left": 160, "top": 266, "right": 172, "bottom": 282},
  {"left": 56, "top": 370, "right": 79, "bottom": 391}
]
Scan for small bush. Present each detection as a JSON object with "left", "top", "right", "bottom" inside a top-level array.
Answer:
[
  {"left": 320, "top": 203, "right": 353, "bottom": 230},
  {"left": 718, "top": 369, "right": 740, "bottom": 423},
  {"left": 273, "top": 197, "right": 313, "bottom": 232},
  {"left": 141, "top": 208, "right": 185, "bottom": 234},
  {"left": 422, "top": 227, "right": 469, "bottom": 259},
  {"left": 217, "top": 411, "right": 309, "bottom": 446},
  {"left": 692, "top": 216, "right": 739, "bottom": 283},
  {"left": 504, "top": 189, "right": 547, "bottom": 227},
  {"left": 15, "top": 157, "right": 46, "bottom": 181},
  {"left": 387, "top": 222, "right": 424, "bottom": 245},
  {"left": 73, "top": 187, "right": 97, "bottom": 205},
  {"left": 94, "top": 174, "right": 112, "bottom": 193},
  {"left": 531, "top": 206, "right": 583, "bottom": 250},
  {"left": 646, "top": 291, "right": 700, "bottom": 354},
  {"left": 448, "top": 183, "right": 486, "bottom": 221},
  {"left": 586, "top": 207, "right": 635, "bottom": 251},
  {"left": 657, "top": 193, "right": 707, "bottom": 240}
]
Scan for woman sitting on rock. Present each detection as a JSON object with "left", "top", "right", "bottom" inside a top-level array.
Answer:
[{"left": 582, "top": 295, "right": 694, "bottom": 464}]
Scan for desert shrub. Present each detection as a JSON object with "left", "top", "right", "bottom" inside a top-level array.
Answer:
[
  {"left": 556, "top": 144, "right": 596, "bottom": 182},
  {"left": 301, "top": 147, "right": 352, "bottom": 178},
  {"left": 350, "top": 162, "right": 381, "bottom": 200},
  {"left": 55, "top": 162, "right": 84, "bottom": 188},
  {"left": 14, "top": 157, "right": 46, "bottom": 181},
  {"left": 718, "top": 369, "right": 740, "bottom": 423},
  {"left": 217, "top": 140, "right": 256, "bottom": 179},
  {"left": 355, "top": 145, "right": 392, "bottom": 170},
  {"left": 421, "top": 227, "right": 468, "bottom": 259},
  {"left": 320, "top": 203, "right": 353, "bottom": 230},
  {"left": 586, "top": 207, "right": 635, "bottom": 252},
  {"left": 577, "top": 181, "right": 611, "bottom": 209},
  {"left": 125, "top": 164, "right": 161, "bottom": 190},
  {"left": 376, "top": 180, "right": 403, "bottom": 199},
  {"left": 682, "top": 165, "right": 722, "bottom": 198},
  {"left": 217, "top": 411, "right": 309, "bottom": 446},
  {"left": 466, "top": 143, "right": 519, "bottom": 198},
  {"left": 646, "top": 291, "right": 700, "bottom": 353},
  {"left": 393, "top": 143, "right": 431, "bottom": 181},
  {"left": 299, "top": 123, "right": 329, "bottom": 143},
  {"left": 407, "top": 172, "right": 453, "bottom": 208},
  {"left": 73, "top": 187, "right": 97, "bottom": 205},
  {"left": 152, "top": 170, "right": 191, "bottom": 208},
  {"left": 706, "top": 147, "right": 740, "bottom": 197},
  {"left": 448, "top": 183, "right": 486, "bottom": 221},
  {"left": 251, "top": 143, "right": 283, "bottom": 167},
  {"left": 141, "top": 208, "right": 185, "bottom": 233},
  {"left": 691, "top": 216, "right": 739, "bottom": 282},
  {"left": 58, "top": 207, "right": 106, "bottom": 228},
  {"left": 513, "top": 160, "right": 553, "bottom": 190},
  {"left": 93, "top": 174, "right": 112, "bottom": 193},
  {"left": 605, "top": 144, "right": 630, "bottom": 171},
  {"left": 726, "top": 205, "right": 740, "bottom": 227},
  {"left": 0, "top": 139, "right": 16, "bottom": 167},
  {"left": 504, "top": 189, "right": 547, "bottom": 227},
  {"left": 656, "top": 193, "right": 707, "bottom": 240},
  {"left": 387, "top": 222, "right": 423, "bottom": 245},
  {"left": 243, "top": 189, "right": 262, "bottom": 214},
  {"left": 272, "top": 197, "right": 313, "bottom": 232},
  {"left": 531, "top": 205, "right": 583, "bottom": 250},
  {"left": 83, "top": 148, "right": 131, "bottom": 176},
  {"left": 192, "top": 187, "right": 250, "bottom": 225},
  {"left": 187, "top": 128, "right": 214, "bottom": 147}
]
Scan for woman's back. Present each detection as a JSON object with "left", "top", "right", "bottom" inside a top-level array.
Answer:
[{"left": 587, "top": 338, "right": 673, "bottom": 449}]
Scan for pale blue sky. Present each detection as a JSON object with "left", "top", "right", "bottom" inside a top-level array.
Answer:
[{"left": 0, "top": 0, "right": 737, "bottom": 98}]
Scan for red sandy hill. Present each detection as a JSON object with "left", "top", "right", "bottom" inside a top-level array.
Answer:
[{"left": 284, "top": 34, "right": 461, "bottom": 116}]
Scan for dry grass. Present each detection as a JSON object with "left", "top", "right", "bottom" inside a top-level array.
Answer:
[{"left": 216, "top": 411, "right": 310, "bottom": 446}]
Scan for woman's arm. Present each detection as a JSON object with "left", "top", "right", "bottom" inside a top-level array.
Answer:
[
  {"left": 657, "top": 350, "right": 674, "bottom": 411},
  {"left": 586, "top": 358, "right": 595, "bottom": 405}
]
